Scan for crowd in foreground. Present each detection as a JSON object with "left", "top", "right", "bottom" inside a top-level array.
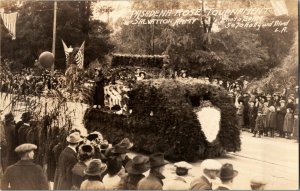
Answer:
[{"left": 1, "top": 130, "right": 269, "bottom": 190}]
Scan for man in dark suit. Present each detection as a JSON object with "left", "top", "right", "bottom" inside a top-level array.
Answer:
[
  {"left": 215, "top": 163, "right": 238, "bottom": 190},
  {"left": 190, "top": 159, "right": 222, "bottom": 190},
  {"left": 54, "top": 132, "right": 82, "bottom": 190},
  {"left": 137, "top": 153, "right": 168, "bottom": 190},
  {"left": 1, "top": 143, "right": 49, "bottom": 190}
]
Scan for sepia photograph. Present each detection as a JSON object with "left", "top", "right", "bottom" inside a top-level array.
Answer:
[{"left": 0, "top": 0, "right": 298, "bottom": 190}]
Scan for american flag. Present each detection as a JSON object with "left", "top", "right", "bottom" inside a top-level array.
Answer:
[
  {"left": 62, "top": 40, "right": 70, "bottom": 64},
  {"left": 75, "top": 41, "right": 85, "bottom": 69}
]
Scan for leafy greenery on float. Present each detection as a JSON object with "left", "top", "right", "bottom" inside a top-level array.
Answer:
[{"left": 83, "top": 79, "right": 240, "bottom": 161}]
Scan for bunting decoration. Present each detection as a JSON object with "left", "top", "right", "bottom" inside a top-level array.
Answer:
[
  {"left": 0, "top": 9, "right": 18, "bottom": 40},
  {"left": 270, "top": 0, "right": 288, "bottom": 16},
  {"left": 75, "top": 41, "right": 85, "bottom": 69}
]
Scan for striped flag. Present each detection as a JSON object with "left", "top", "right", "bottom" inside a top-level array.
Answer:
[
  {"left": 0, "top": 9, "right": 18, "bottom": 40},
  {"left": 62, "top": 39, "right": 73, "bottom": 65},
  {"left": 75, "top": 41, "right": 85, "bottom": 69},
  {"left": 270, "top": 0, "right": 288, "bottom": 16}
]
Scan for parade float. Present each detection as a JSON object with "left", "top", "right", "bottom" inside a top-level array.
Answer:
[{"left": 83, "top": 54, "right": 241, "bottom": 162}]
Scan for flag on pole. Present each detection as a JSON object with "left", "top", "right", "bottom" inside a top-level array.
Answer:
[
  {"left": 0, "top": 9, "right": 18, "bottom": 40},
  {"left": 75, "top": 41, "right": 85, "bottom": 69},
  {"left": 270, "top": 0, "right": 288, "bottom": 16},
  {"left": 62, "top": 39, "right": 73, "bottom": 65}
]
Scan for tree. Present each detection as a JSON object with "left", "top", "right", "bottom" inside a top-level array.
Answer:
[
  {"left": 1, "top": 1, "right": 115, "bottom": 71},
  {"left": 113, "top": 0, "right": 296, "bottom": 79}
]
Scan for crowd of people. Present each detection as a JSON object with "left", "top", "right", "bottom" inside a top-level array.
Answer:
[
  {"left": 1, "top": 130, "right": 269, "bottom": 190},
  {"left": 233, "top": 85, "right": 298, "bottom": 140}
]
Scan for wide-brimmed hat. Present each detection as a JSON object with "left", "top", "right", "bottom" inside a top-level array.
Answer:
[
  {"left": 84, "top": 159, "right": 107, "bottom": 176},
  {"left": 201, "top": 159, "right": 222, "bottom": 171},
  {"left": 219, "top": 163, "right": 238, "bottom": 180},
  {"left": 111, "top": 144, "right": 128, "bottom": 154},
  {"left": 125, "top": 155, "right": 150, "bottom": 174},
  {"left": 149, "top": 153, "right": 168, "bottom": 168},
  {"left": 117, "top": 138, "right": 133, "bottom": 149},
  {"left": 86, "top": 131, "right": 103, "bottom": 141},
  {"left": 78, "top": 144, "right": 95, "bottom": 156},
  {"left": 15, "top": 143, "right": 37, "bottom": 153},
  {"left": 66, "top": 132, "right": 83, "bottom": 143}
]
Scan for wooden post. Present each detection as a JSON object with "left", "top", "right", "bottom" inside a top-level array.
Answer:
[{"left": 51, "top": 1, "right": 57, "bottom": 76}]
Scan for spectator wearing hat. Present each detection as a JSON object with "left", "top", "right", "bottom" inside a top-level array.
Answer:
[
  {"left": 54, "top": 132, "right": 82, "bottom": 190},
  {"left": 102, "top": 156, "right": 124, "bottom": 189},
  {"left": 248, "top": 101, "right": 258, "bottom": 133},
  {"left": 3, "top": 112, "right": 17, "bottom": 169},
  {"left": 266, "top": 106, "right": 277, "bottom": 137},
  {"left": 273, "top": 93, "right": 280, "bottom": 108},
  {"left": 1, "top": 143, "right": 48, "bottom": 190},
  {"left": 86, "top": 131, "right": 106, "bottom": 161},
  {"left": 286, "top": 96, "right": 295, "bottom": 112},
  {"left": 292, "top": 109, "right": 298, "bottom": 142},
  {"left": 266, "top": 94, "right": 273, "bottom": 107},
  {"left": 276, "top": 100, "right": 286, "bottom": 137},
  {"left": 190, "top": 159, "right": 222, "bottom": 190},
  {"left": 164, "top": 161, "right": 193, "bottom": 190},
  {"left": 236, "top": 100, "right": 244, "bottom": 130},
  {"left": 262, "top": 102, "right": 270, "bottom": 136},
  {"left": 215, "top": 163, "right": 238, "bottom": 190},
  {"left": 116, "top": 138, "right": 134, "bottom": 168},
  {"left": 71, "top": 144, "right": 95, "bottom": 189},
  {"left": 254, "top": 109, "right": 264, "bottom": 138},
  {"left": 137, "top": 152, "right": 168, "bottom": 190},
  {"left": 119, "top": 155, "right": 150, "bottom": 190},
  {"left": 250, "top": 176, "right": 268, "bottom": 190},
  {"left": 283, "top": 108, "right": 294, "bottom": 139},
  {"left": 80, "top": 159, "right": 107, "bottom": 190}
]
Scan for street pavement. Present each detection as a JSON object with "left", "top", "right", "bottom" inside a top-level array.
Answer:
[{"left": 151, "top": 131, "right": 299, "bottom": 190}]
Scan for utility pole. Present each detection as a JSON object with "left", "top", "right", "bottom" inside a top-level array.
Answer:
[{"left": 51, "top": 1, "right": 57, "bottom": 76}]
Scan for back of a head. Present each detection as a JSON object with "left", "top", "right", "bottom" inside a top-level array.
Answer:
[{"left": 107, "top": 156, "right": 122, "bottom": 176}]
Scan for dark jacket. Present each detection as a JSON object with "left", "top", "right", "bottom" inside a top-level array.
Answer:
[
  {"left": 137, "top": 171, "right": 165, "bottom": 190},
  {"left": 1, "top": 160, "right": 48, "bottom": 190},
  {"left": 190, "top": 175, "right": 212, "bottom": 190},
  {"left": 276, "top": 106, "right": 286, "bottom": 131},
  {"left": 54, "top": 147, "right": 78, "bottom": 190},
  {"left": 248, "top": 106, "right": 258, "bottom": 128},
  {"left": 283, "top": 112, "right": 294, "bottom": 133},
  {"left": 267, "top": 111, "right": 277, "bottom": 129},
  {"left": 119, "top": 173, "right": 145, "bottom": 190},
  {"left": 71, "top": 161, "right": 87, "bottom": 189},
  {"left": 255, "top": 115, "right": 264, "bottom": 131}
]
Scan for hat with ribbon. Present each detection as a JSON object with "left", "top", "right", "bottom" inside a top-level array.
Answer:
[
  {"left": 125, "top": 155, "right": 150, "bottom": 174},
  {"left": 84, "top": 159, "right": 107, "bottom": 176},
  {"left": 117, "top": 138, "right": 133, "bottom": 149},
  {"left": 219, "top": 163, "right": 238, "bottom": 180},
  {"left": 149, "top": 152, "right": 168, "bottom": 168},
  {"left": 111, "top": 144, "right": 128, "bottom": 154},
  {"left": 66, "top": 132, "right": 83, "bottom": 144}
]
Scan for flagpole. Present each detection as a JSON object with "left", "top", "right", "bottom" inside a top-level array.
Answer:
[{"left": 51, "top": 1, "right": 57, "bottom": 76}]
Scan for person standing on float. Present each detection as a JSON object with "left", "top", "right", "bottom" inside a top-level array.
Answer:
[{"left": 94, "top": 68, "right": 105, "bottom": 109}]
